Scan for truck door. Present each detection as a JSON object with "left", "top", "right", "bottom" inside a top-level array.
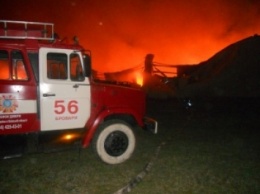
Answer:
[
  {"left": 39, "top": 48, "right": 91, "bottom": 131},
  {"left": 0, "top": 49, "right": 38, "bottom": 135}
]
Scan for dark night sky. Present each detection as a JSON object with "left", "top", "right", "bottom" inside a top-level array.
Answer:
[{"left": 0, "top": 0, "right": 260, "bottom": 72}]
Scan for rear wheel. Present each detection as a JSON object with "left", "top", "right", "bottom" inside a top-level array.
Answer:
[{"left": 93, "top": 119, "right": 136, "bottom": 164}]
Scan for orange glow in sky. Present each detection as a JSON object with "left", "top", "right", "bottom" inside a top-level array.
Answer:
[{"left": 0, "top": 0, "right": 259, "bottom": 73}]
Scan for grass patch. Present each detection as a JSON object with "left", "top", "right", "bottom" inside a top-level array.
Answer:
[{"left": 1, "top": 100, "right": 259, "bottom": 193}]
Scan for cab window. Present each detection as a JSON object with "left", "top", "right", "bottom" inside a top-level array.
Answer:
[
  {"left": 11, "top": 50, "right": 28, "bottom": 80},
  {"left": 12, "top": 59, "right": 27, "bottom": 80},
  {"left": 0, "top": 50, "right": 28, "bottom": 80},
  {"left": 28, "top": 52, "right": 39, "bottom": 82},
  {"left": 70, "top": 53, "right": 84, "bottom": 81},
  {"left": 0, "top": 50, "right": 9, "bottom": 80},
  {"left": 47, "top": 53, "right": 67, "bottom": 80},
  {"left": 46, "top": 52, "right": 85, "bottom": 81}
]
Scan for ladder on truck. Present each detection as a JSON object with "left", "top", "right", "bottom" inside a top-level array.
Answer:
[{"left": 0, "top": 20, "right": 54, "bottom": 40}]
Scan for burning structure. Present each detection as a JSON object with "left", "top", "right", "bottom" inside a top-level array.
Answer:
[{"left": 94, "top": 34, "right": 260, "bottom": 112}]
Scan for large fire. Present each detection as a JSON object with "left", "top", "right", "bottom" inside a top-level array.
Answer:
[{"left": 0, "top": 0, "right": 259, "bottom": 75}]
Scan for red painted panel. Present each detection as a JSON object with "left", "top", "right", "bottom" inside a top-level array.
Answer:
[{"left": 0, "top": 113, "right": 39, "bottom": 135}]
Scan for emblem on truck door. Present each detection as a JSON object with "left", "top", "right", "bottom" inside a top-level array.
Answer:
[{"left": 0, "top": 95, "right": 18, "bottom": 113}]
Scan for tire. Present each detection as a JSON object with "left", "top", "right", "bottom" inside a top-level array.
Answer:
[{"left": 93, "top": 119, "right": 136, "bottom": 164}]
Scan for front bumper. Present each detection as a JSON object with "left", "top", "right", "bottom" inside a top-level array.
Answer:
[{"left": 143, "top": 117, "right": 158, "bottom": 134}]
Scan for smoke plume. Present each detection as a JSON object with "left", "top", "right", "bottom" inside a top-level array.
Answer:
[{"left": 1, "top": 0, "right": 259, "bottom": 72}]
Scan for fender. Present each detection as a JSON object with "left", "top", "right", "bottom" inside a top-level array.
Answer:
[{"left": 81, "top": 107, "right": 143, "bottom": 148}]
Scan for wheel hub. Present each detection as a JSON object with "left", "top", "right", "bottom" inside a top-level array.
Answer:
[{"left": 104, "top": 131, "right": 129, "bottom": 156}]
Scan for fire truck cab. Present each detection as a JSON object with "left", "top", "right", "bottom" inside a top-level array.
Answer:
[{"left": 0, "top": 20, "right": 157, "bottom": 164}]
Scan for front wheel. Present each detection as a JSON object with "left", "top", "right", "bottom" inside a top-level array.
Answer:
[{"left": 93, "top": 119, "right": 136, "bottom": 164}]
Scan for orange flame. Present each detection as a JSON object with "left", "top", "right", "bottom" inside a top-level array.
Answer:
[{"left": 135, "top": 72, "right": 143, "bottom": 86}]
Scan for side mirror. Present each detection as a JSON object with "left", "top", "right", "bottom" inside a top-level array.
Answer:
[{"left": 83, "top": 53, "right": 91, "bottom": 77}]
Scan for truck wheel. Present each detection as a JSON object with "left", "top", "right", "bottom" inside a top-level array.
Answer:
[{"left": 93, "top": 119, "right": 136, "bottom": 164}]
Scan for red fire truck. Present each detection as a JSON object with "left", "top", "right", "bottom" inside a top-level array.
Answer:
[{"left": 0, "top": 20, "right": 157, "bottom": 164}]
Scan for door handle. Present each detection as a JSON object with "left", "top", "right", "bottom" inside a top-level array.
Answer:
[
  {"left": 43, "top": 93, "right": 56, "bottom": 97},
  {"left": 73, "top": 83, "right": 89, "bottom": 88},
  {"left": 73, "top": 84, "right": 79, "bottom": 88}
]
